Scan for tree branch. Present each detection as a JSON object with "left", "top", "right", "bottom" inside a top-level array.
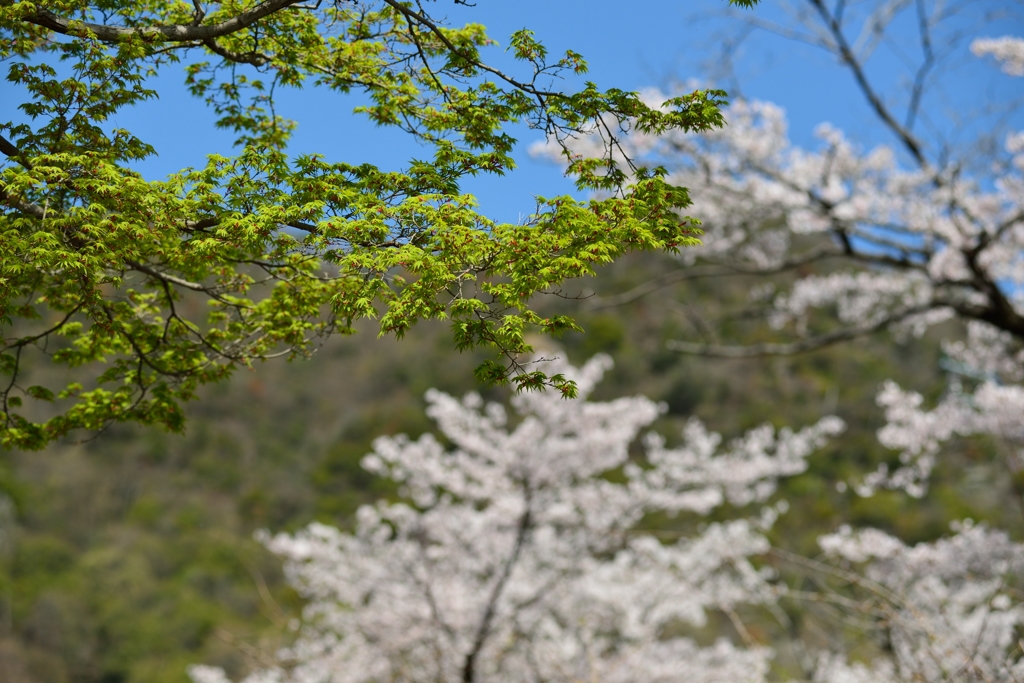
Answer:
[
  {"left": 379, "top": 0, "right": 558, "bottom": 98},
  {"left": 807, "top": 0, "right": 929, "bottom": 168},
  {"left": 201, "top": 37, "right": 271, "bottom": 66},
  {"left": 462, "top": 483, "right": 532, "bottom": 683},
  {"left": 0, "top": 187, "right": 46, "bottom": 219},
  {"left": 22, "top": 0, "right": 304, "bottom": 43},
  {"left": 0, "top": 133, "right": 33, "bottom": 169},
  {"left": 589, "top": 243, "right": 842, "bottom": 310},
  {"left": 666, "top": 307, "right": 929, "bottom": 358}
]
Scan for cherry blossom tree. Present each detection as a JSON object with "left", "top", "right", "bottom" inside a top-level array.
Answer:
[
  {"left": 532, "top": 0, "right": 1024, "bottom": 496},
  {"left": 187, "top": 356, "right": 1024, "bottom": 682},
  {"left": 188, "top": 354, "right": 842, "bottom": 683},
  {"left": 809, "top": 521, "right": 1024, "bottom": 682}
]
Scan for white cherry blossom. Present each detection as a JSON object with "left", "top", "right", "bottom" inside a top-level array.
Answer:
[
  {"left": 191, "top": 355, "right": 843, "bottom": 683},
  {"left": 814, "top": 521, "right": 1024, "bottom": 682},
  {"left": 972, "top": 36, "right": 1024, "bottom": 76}
]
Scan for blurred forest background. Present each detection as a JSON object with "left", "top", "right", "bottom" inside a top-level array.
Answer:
[
  {"left": 4, "top": 0, "right": 1024, "bottom": 679},
  {"left": 1, "top": 247, "right": 1018, "bottom": 683}
]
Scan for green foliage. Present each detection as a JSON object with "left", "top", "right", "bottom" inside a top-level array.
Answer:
[{"left": 0, "top": 0, "right": 758, "bottom": 449}]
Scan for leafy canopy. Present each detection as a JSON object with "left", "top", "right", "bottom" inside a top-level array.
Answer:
[{"left": 0, "top": 0, "right": 757, "bottom": 449}]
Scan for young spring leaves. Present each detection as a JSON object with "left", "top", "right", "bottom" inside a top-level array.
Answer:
[{"left": 0, "top": 0, "right": 758, "bottom": 449}]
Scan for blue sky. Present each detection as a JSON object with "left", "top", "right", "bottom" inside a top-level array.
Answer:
[{"left": 5, "top": 1, "right": 1022, "bottom": 223}]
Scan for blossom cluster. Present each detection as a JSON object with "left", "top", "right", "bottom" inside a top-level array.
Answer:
[
  {"left": 973, "top": 36, "right": 1024, "bottom": 76},
  {"left": 814, "top": 521, "right": 1024, "bottom": 682}
]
